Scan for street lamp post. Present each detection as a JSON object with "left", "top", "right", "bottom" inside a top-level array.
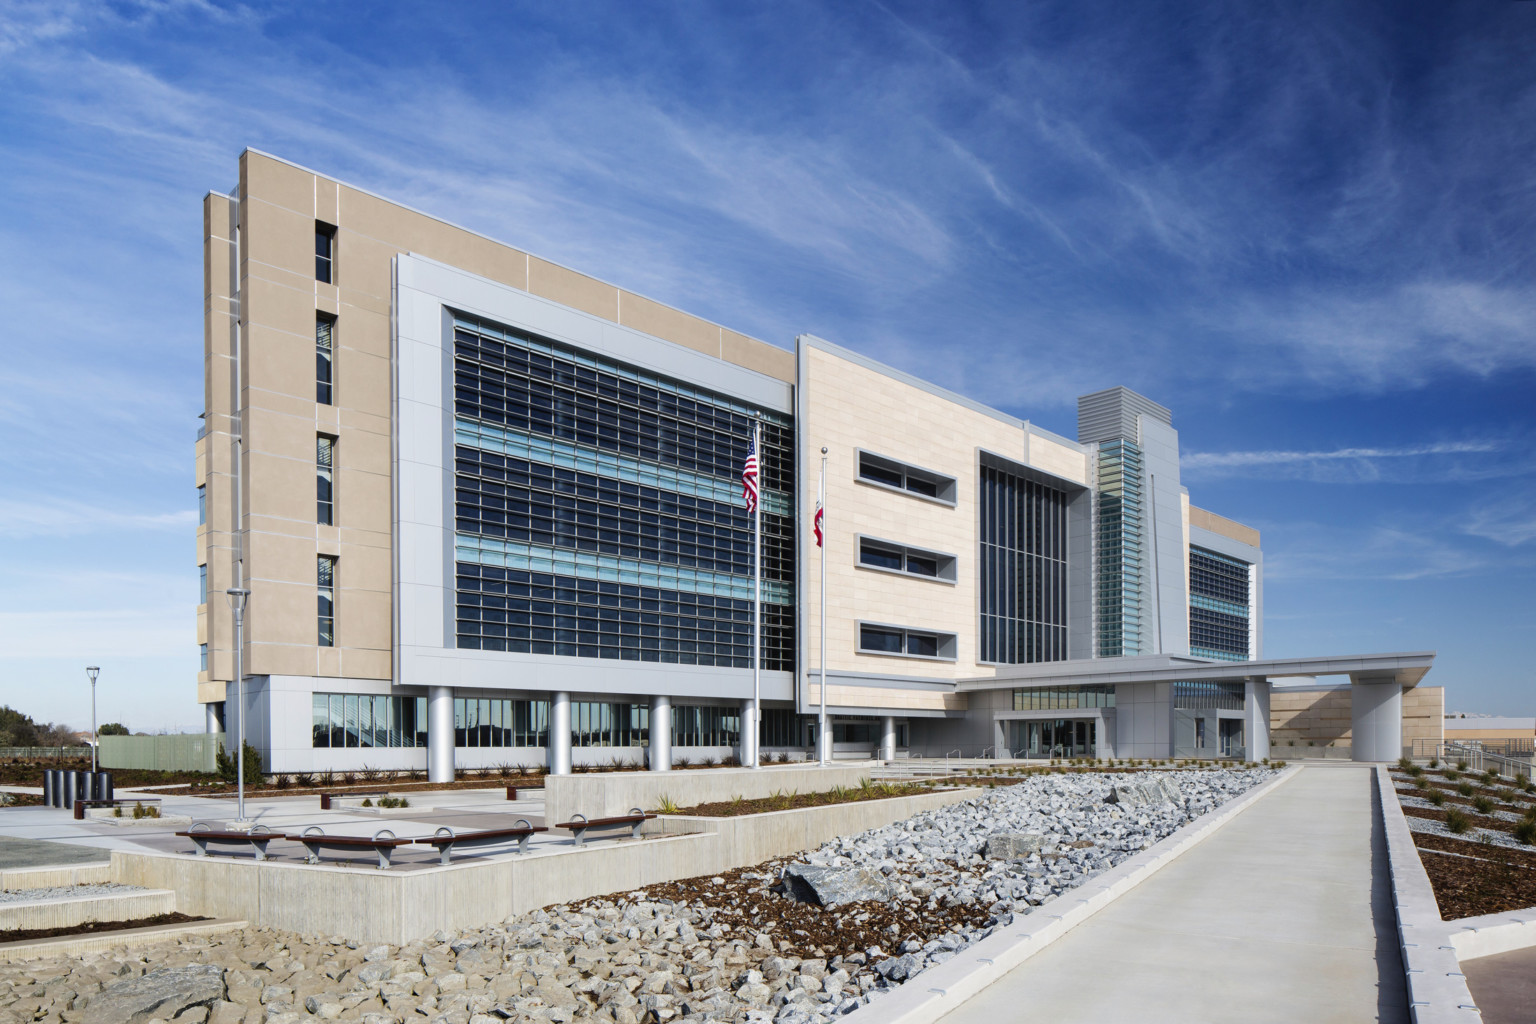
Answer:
[
  {"left": 225, "top": 588, "right": 251, "bottom": 825},
  {"left": 85, "top": 667, "right": 100, "bottom": 774}
]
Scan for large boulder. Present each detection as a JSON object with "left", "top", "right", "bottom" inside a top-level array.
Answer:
[
  {"left": 779, "top": 864, "right": 891, "bottom": 907},
  {"left": 984, "top": 832, "right": 1047, "bottom": 859},
  {"left": 83, "top": 964, "right": 226, "bottom": 1024},
  {"left": 1105, "top": 776, "right": 1182, "bottom": 808}
]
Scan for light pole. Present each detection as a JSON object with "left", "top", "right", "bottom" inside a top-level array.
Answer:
[
  {"left": 85, "top": 666, "right": 100, "bottom": 774},
  {"left": 225, "top": 588, "right": 251, "bottom": 825}
]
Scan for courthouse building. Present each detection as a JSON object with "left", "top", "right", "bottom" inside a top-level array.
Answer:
[{"left": 197, "top": 150, "right": 1435, "bottom": 777}]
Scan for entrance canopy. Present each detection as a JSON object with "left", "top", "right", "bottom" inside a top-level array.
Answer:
[{"left": 958, "top": 651, "right": 1435, "bottom": 691}]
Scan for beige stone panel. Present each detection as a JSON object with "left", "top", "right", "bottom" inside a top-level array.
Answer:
[
  {"left": 243, "top": 275, "right": 319, "bottom": 343},
  {"left": 249, "top": 387, "right": 323, "bottom": 423},
  {"left": 340, "top": 526, "right": 392, "bottom": 551},
  {"left": 315, "top": 403, "right": 341, "bottom": 434},
  {"left": 720, "top": 330, "right": 794, "bottom": 383},
  {"left": 619, "top": 291, "right": 720, "bottom": 357},
  {"left": 337, "top": 468, "right": 391, "bottom": 534},
  {"left": 315, "top": 291, "right": 340, "bottom": 318},
  {"left": 247, "top": 533, "right": 319, "bottom": 599},
  {"left": 245, "top": 459, "right": 312, "bottom": 527},
  {"left": 206, "top": 192, "right": 234, "bottom": 242},
  {"left": 1028, "top": 434, "right": 1089, "bottom": 486},
  {"left": 339, "top": 589, "right": 392, "bottom": 649},
  {"left": 341, "top": 648, "right": 392, "bottom": 682},
  {"left": 529, "top": 257, "right": 618, "bottom": 321},
  {"left": 196, "top": 608, "right": 207, "bottom": 646},
  {"left": 336, "top": 303, "right": 392, "bottom": 360},
  {"left": 244, "top": 153, "right": 316, "bottom": 217},
  {"left": 247, "top": 322, "right": 313, "bottom": 402},
  {"left": 245, "top": 257, "right": 321, "bottom": 300},
  {"left": 316, "top": 646, "right": 342, "bottom": 677},
  {"left": 449, "top": 235, "right": 528, "bottom": 293},
  {"left": 333, "top": 231, "right": 395, "bottom": 307},
  {"left": 251, "top": 642, "right": 320, "bottom": 679},
  {"left": 337, "top": 417, "right": 391, "bottom": 474},
  {"left": 316, "top": 178, "right": 338, "bottom": 225},
  {"left": 197, "top": 680, "right": 228, "bottom": 704},
  {"left": 316, "top": 525, "right": 341, "bottom": 558},
  {"left": 246, "top": 514, "right": 316, "bottom": 540},
  {"left": 338, "top": 348, "right": 392, "bottom": 421},
  {"left": 337, "top": 544, "right": 392, "bottom": 594},
  {"left": 1188, "top": 506, "right": 1260, "bottom": 547},
  {"left": 244, "top": 404, "right": 316, "bottom": 463},
  {"left": 194, "top": 436, "right": 207, "bottom": 483},
  {"left": 245, "top": 198, "right": 317, "bottom": 280}
]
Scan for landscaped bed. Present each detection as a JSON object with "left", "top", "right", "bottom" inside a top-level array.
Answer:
[
  {"left": 0, "top": 912, "right": 209, "bottom": 944},
  {"left": 664, "top": 781, "right": 935, "bottom": 816},
  {"left": 1391, "top": 762, "right": 1536, "bottom": 920}
]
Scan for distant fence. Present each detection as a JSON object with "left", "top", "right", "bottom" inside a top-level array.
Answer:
[
  {"left": 0, "top": 746, "right": 92, "bottom": 760},
  {"left": 100, "top": 733, "right": 224, "bottom": 773}
]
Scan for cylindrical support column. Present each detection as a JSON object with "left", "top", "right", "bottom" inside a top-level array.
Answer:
[
  {"left": 880, "top": 716, "right": 897, "bottom": 761},
  {"left": 1243, "top": 680, "right": 1271, "bottom": 762},
  {"left": 427, "top": 686, "right": 455, "bottom": 783},
  {"left": 1351, "top": 680, "right": 1404, "bottom": 762},
  {"left": 649, "top": 695, "right": 672, "bottom": 771},
  {"left": 740, "top": 698, "right": 758, "bottom": 768},
  {"left": 205, "top": 702, "right": 222, "bottom": 734},
  {"left": 548, "top": 691, "right": 572, "bottom": 776}
]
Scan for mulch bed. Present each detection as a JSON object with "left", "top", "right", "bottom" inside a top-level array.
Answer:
[
  {"left": 574, "top": 860, "right": 992, "bottom": 961},
  {"left": 0, "top": 912, "right": 210, "bottom": 944},
  {"left": 0, "top": 793, "right": 43, "bottom": 807},
  {"left": 1400, "top": 804, "right": 1524, "bottom": 835},
  {"left": 1417, "top": 848, "right": 1536, "bottom": 920},
  {"left": 675, "top": 784, "right": 936, "bottom": 817},
  {"left": 1414, "top": 831, "right": 1536, "bottom": 869}
]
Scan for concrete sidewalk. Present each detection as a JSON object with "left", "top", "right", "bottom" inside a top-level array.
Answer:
[{"left": 942, "top": 764, "right": 1409, "bottom": 1024}]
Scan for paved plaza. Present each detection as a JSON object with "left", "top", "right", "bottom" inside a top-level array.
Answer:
[{"left": 942, "top": 763, "right": 1410, "bottom": 1024}]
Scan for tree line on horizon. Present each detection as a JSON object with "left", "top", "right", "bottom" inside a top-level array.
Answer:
[{"left": 0, "top": 706, "right": 132, "bottom": 747}]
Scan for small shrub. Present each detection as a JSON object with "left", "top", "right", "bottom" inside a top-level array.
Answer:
[
  {"left": 398, "top": 798, "right": 409, "bottom": 808},
  {"left": 1516, "top": 772, "right": 1529, "bottom": 788},
  {"left": 496, "top": 762, "right": 515, "bottom": 779},
  {"left": 113, "top": 805, "right": 122, "bottom": 817},
  {"left": 273, "top": 774, "right": 292, "bottom": 790},
  {"left": 1412, "top": 776, "right": 1429, "bottom": 791},
  {"left": 1444, "top": 808, "right": 1472, "bottom": 834},
  {"left": 1428, "top": 758, "right": 1438, "bottom": 769},
  {"left": 1408, "top": 765, "right": 1424, "bottom": 778},
  {"left": 1514, "top": 819, "right": 1536, "bottom": 846},
  {"left": 1472, "top": 796, "right": 1495, "bottom": 815},
  {"left": 1457, "top": 760, "right": 1469, "bottom": 772},
  {"left": 294, "top": 772, "right": 315, "bottom": 788},
  {"left": 340, "top": 771, "right": 357, "bottom": 786},
  {"left": 1457, "top": 781, "right": 1474, "bottom": 797},
  {"left": 1444, "top": 769, "right": 1460, "bottom": 781},
  {"left": 319, "top": 771, "right": 335, "bottom": 787},
  {"left": 361, "top": 798, "right": 373, "bottom": 807},
  {"left": 1397, "top": 757, "right": 1413, "bottom": 771},
  {"left": 360, "top": 765, "right": 380, "bottom": 783},
  {"left": 655, "top": 794, "right": 680, "bottom": 814},
  {"left": 1484, "top": 769, "right": 1500, "bottom": 785},
  {"left": 1427, "top": 791, "right": 1446, "bottom": 806}
]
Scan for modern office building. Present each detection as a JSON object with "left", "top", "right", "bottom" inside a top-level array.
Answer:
[{"left": 197, "top": 150, "right": 1435, "bottom": 776}]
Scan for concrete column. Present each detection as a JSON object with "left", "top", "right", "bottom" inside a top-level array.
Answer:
[
  {"left": 548, "top": 691, "right": 572, "bottom": 775},
  {"left": 1243, "top": 680, "right": 1271, "bottom": 762},
  {"left": 427, "top": 686, "right": 455, "bottom": 783},
  {"left": 1351, "top": 680, "right": 1403, "bottom": 762},
  {"left": 880, "top": 716, "right": 897, "bottom": 760},
  {"left": 740, "top": 698, "right": 758, "bottom": 767},
  {"left": 649, "top": 695, "right": 672, "bottom": 771},
  {"left": 205, "top": 702, "right": 224, "bottom": 734}
]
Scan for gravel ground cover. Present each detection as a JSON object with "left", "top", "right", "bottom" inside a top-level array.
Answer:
[
  {"left": 0, "top": 767, "right": 1273, "bottom": 1024},
  {"left": 0, "top": 884, "right": 146, "bottom": 905},
  {"left": 669, "top": 783, "right": 931, "bottom": 817}
]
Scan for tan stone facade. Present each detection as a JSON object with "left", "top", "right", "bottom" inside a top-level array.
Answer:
[
  {"left": 1269, "top": 685, "right": 1443, "bottom": 752},
  {"left": 199, "top": 150, "right": 793, "bottom": 705}
]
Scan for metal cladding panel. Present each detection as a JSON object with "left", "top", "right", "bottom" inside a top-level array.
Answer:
[{"left": 1077, "top": 386, "right": 1173, "bottom": 445}]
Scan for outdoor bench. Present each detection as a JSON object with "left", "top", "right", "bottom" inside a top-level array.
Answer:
[
  {"left": 75, "top": 797, "right": 163, "bottom": 820},
  {"left": 175, "top": 823, "right": 277, "bottom": 860},
  {"left": 285, "top": 827, "right": 414, "bottom": 869},
  {"left": 318, "top": 790, "right": 390, "bottom": 810},
  {"left": 554, "top": 808, "right": 656, "bottom": 846},
  {"left": 413, "top": 820, "right": 548, "bottom": 864}
]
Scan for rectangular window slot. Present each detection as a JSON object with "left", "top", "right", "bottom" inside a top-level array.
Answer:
[
  {"left": 317, "top": 435, "right": 335, "bottom": 525},
  {"left": 857, "top": 536, "right": 956, "bottom": 583},
  {"left": 316, "top": 314, "right": 335, "bottom": 405},
  {"left": 315, "top": 222, "right": 336, "bottom": 283},
  {"left": 857, "top": 622, "right": 957, "bottom": 661},
  {"left": 318, "top": 555, "right": 336, "bottom": 647},
  {"left": 856, "top": 450, "right": 957, "bottom": 505}
]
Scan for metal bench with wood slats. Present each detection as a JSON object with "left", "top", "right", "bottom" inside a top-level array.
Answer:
[
  {"left": 285, "top": 826, "right": 414, "bottom": 869},
  {"left": 175, "top": 822, "right": 277, "bottom": 860},
  {"left": 554, "top": 808, "right": 656, "bottom": 847},
  {"left": 412, "top": 820, "right": 548, "bottom": 864}
]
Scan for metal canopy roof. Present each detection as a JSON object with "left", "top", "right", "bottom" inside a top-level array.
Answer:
[{"left": 958, "top": 651, "right": 1436, "bottom": 691}]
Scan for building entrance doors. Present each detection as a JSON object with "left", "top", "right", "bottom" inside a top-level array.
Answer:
[{"left": 1008, "top": 718, "right": 1097, "bottom": 759}]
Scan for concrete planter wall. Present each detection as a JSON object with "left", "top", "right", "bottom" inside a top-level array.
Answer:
[
  {"left": 110, "top": 784, "right": 980, "bottom": 945},
  {"left": 0, "top": 890, "right": 175, "bottom": 932},
  {"left": 543, "top": 762, "right": 877, "bottom": 824}
]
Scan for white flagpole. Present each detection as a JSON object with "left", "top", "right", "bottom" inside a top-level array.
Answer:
[
  {"left": 818, "top": 447, "right": 828, "bottom": 766},
  {"left": 751, "top": 420, "right": 762, "bottom": 769}
]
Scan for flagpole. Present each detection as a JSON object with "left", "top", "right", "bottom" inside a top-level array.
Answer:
[
  {"left": 751, "top": 420, "right": 762, "bottom": 769},
  {"left": 818, "top": 447, "right": 828, "bottom": 766}
]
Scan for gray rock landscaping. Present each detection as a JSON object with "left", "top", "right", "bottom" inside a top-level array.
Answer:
[{"left": 0, "top": 768, "right": 1272, "bottom": 1024}]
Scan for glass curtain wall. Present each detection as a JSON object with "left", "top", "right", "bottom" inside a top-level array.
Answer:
[
  {"left": 1095, "top": 440, "right": 1144, "bottom": 657},
  {"left": 979, "top": 457, "right": 1070, "bottom": 664}
]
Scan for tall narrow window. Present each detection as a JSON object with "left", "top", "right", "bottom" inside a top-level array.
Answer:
[
  {"left": 315, "top": 222, "right": 336, "bottom": 283},
  {"left": 200, "top": 644, "right": 208, "bottom": 671},
  {"left": 318, "top": 556, "right": 336, "bottom": 647},
  {"left": 197, "top": 485, "right": 206, "bottom": 525},
  {"left": 317, "top": 435, "right": 335, "bottom": 525},
  {"left": 199, "top": 565, "right": 207, "bottom": 604},
  {"left": 315, "top": 315, "right": 334, "bottom": 404}
]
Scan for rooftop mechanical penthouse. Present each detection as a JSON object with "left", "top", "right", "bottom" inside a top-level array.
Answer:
[{"left": 197, "top": 150, "right": 1435, "bottom": 777}]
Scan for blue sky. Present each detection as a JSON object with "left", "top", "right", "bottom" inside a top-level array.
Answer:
[{"left": 1, "top": 0, "right": 1532, "bottom": 730}]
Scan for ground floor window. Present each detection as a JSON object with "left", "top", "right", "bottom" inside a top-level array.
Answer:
[
  {"left": 455, "top": 697, "right": 549, "bottom": 748},
  {"left": 1008, "top": 718, "right": 1097, "bottom": 758},
  {"left": 313, "top": 694, "right": 426, "bottom": 748},
  {"left": 572, "top": 702, "right": 648, "bottom": 747},
  {"left": 673, "top": 705, "right": 740, "bottom": 746}
]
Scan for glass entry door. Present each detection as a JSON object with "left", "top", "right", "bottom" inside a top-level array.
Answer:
[{"left": 1009, "top": 718, "right": 1097, "bottom": 758}]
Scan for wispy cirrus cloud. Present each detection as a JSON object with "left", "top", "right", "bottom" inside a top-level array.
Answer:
[
  {"left": 0, "top": 499, "right": 196, "bottom": 539},
  {"left": 1181, "top": 439, "right": 1514, "bottom": 483}
]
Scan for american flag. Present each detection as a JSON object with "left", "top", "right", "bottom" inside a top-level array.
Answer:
[{"left": 741, "top": 427, "right": 760, "bottom": 515}]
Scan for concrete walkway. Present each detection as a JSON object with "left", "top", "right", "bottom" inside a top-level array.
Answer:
[{"left": 942, "top": 764, "right": 1409, "bottom": 1024}]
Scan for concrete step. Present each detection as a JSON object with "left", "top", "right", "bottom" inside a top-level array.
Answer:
[
  {"left": 0, "top": 888, "right": 178, "bottom": 932},
  {"left": 0, "top": 862, "right": 113, "bottom": 890},
  {"left": 0, "top": 918, "right": 247, "bottom": 962}
]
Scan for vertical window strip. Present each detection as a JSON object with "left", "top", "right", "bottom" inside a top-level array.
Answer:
[
  {"left": 318, "top": 556, "right": 336, "bottom": 647},
  {"left": 317, "top": 435, "right": 335, "bottom": 526},
  {"left": 316, "top": 316, "right": 334, "bottom": 405}
]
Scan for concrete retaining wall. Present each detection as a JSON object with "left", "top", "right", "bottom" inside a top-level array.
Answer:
[
  {"left": 543, "top": 762, "right": 876, "bottom": 824},
  {"left": 1448, "top": 908, "right": 1536, "bottom": 961},
  {"left": 0, "top": 889, "right": 176, "bottom": 932},
  {"left": 0, "top": 863, "right": 114, "bottom": 889},
  {"left": 109, "top": 784, "right": 980, "bottom": 945},
  {"left": 653, "top": 788, "right": 979, "bottom": 867}
]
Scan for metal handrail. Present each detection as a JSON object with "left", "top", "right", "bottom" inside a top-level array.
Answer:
[
  {"left": 945, "top": 749, "right": 961, "bottom": 760},
  {"left": 979, "top": 746, "right": 996, "bottom": 760},
  {"left": 1441, "top": 742, "right": 1532, "bottom": 780}
]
